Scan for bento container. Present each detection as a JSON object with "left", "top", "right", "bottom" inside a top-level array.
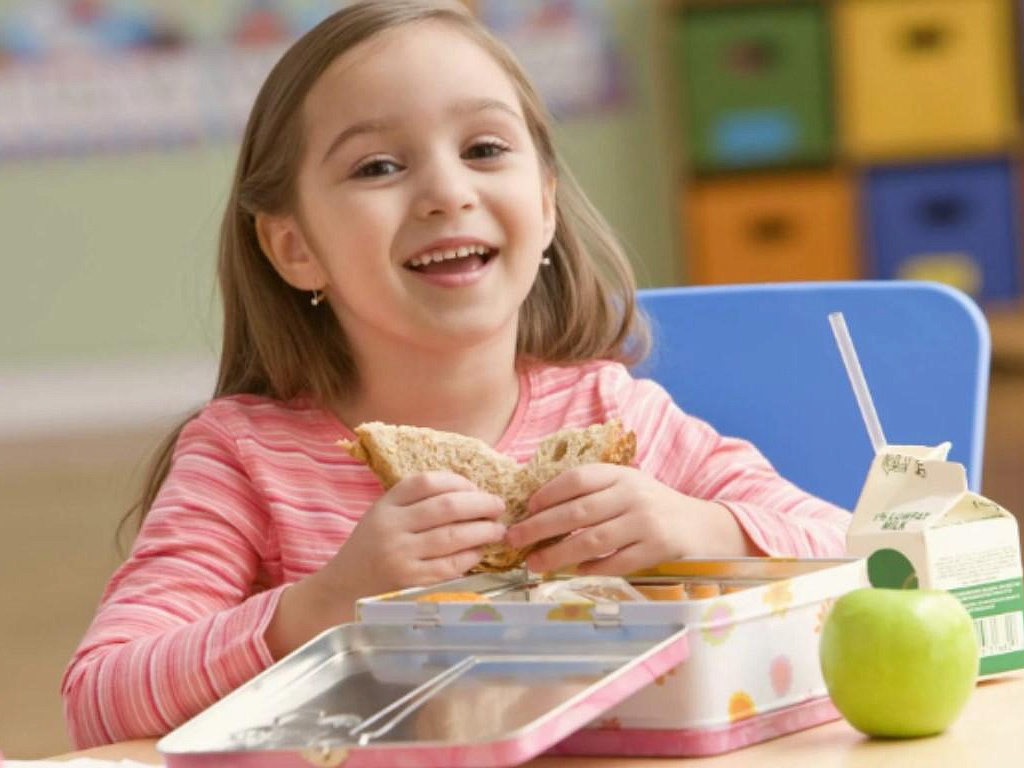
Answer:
[
  {"left": 157, "top": 619, "right": 689, "bottom": 768},
  {"left": 157, "top": 557, "right": 866, "bottom": 765},
  {"left": 359, "top": 557, "right": 869, "bottom": 757}
]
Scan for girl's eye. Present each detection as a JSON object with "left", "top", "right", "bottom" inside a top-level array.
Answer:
[
  {"left": 463, "top": 140, "right": 510, "bottom": 161},
  {"left": 353, "top": 157, "right": 403, "bottom": 178}
]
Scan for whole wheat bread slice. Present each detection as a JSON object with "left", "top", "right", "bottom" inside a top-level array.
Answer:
[{"left": 339, "top": 420, "right": 636, "bottom": 572}]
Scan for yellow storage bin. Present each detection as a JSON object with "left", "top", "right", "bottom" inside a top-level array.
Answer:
[
  {"left": 685, "top": 172, "right": 860, "bottom": 285},
  {"left": 836, "top": 0, "right": 1018, "bottom": 159}
]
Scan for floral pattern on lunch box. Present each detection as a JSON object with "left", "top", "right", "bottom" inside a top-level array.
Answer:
[{"left": 579, "top": 559, "right": 867, "bottom": 735}]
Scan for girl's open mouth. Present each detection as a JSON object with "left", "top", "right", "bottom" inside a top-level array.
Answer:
[{"left": 404, "top": 245, "right": 498, "bottom": 275}]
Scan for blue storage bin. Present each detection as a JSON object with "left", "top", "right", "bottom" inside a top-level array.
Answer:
[{"left": 863, "top": 159, "right": 1022, "bottom": 302}]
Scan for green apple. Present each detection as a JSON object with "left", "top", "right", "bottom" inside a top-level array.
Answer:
[{"left": 819, "top": 587, "right": 978, "bottom": 738}]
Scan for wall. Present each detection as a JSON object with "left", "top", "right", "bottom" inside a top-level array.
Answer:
[{"left": 0, "top": 1, "right": 678, "bottom": 439}]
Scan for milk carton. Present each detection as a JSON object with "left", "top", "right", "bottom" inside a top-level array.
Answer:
[{"left": 847, "top": 443, "right": 1024, "bottom": 676}]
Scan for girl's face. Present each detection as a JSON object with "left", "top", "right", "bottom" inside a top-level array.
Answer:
[{"left": 267, "top": 20, "right": 556, "bottom": 361}]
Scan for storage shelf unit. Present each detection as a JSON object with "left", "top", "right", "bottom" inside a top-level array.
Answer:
[{"left": 661, "top": 0, "right": 1024, "bottom": 312}]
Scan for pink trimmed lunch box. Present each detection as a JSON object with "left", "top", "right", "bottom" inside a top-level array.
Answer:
[{"left": 157, "top": 557, "right": 867, "bottom": 766}]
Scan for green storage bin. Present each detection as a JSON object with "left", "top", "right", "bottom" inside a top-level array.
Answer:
[{"left": 672, "top": 3, "right": 833, "bottom": 172}]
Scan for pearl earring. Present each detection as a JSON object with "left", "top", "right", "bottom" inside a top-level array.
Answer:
[
  {"left": 540, "top": 256, "right": 552, "bottom": 266},
  {"left": 310, "top": 289, "right": 326, "bottom": 306}
]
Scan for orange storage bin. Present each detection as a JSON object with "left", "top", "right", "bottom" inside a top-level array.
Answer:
[
  {"left": 685, "top": 172, "right": 860, "bottom": 285},
  {"left": 836, "top": 0, "right": 1018, "bottom": 159}
]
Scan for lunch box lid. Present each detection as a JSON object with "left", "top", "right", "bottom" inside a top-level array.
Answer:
[{"left": 157, "top": 617, "right": 690, "bottom": 768}]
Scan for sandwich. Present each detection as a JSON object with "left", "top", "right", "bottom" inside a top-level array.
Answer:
[{"left": 338, "top": 420, "right": 636, "bottom": 572}]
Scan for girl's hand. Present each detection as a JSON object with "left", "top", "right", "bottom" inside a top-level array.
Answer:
[
  {"left": 266, "top": 471, "right": 504, "bottom": 658},
  {"left": 505, "top": 465, "right": 755, "bottom": 575},
  {"left": 330, "top": 470, "right": 507, "bottom": 596}
]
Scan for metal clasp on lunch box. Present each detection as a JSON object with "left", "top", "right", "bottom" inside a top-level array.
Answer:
[
  {"left": 413, "top": 600, "right": 441, "bottom": 628},
  {"left": 593, "top": 601, "right": 622, "bottom": 628}
]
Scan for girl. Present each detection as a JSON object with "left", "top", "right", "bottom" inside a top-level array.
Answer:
[{"left": 63, "top": 0, "right": 849, "bottom": 748}]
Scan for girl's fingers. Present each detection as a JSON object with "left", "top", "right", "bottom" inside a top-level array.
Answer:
[
  {"left": 525, "top": 464, "right": 620, "bottom": 516},
  {"left": 404, "top": 490, "right": 506, "bottom": 533},
  {"left": 574, "top": 543, "right": 651, "bottom": 577},
  {"left": 417, "top": 547, "right": 489, "bottom": 585},
  {"left": 387, "top": 471, "right": 484, "bottom": 505},
  {"left": 524, "top": 515, "right": 638, "bottom": 574},
  {"left": 509, "top": 483, "right": 625, "bottom": 550},
  {"left": 415, "top": 519, "right": 507, "bottom": 557}
]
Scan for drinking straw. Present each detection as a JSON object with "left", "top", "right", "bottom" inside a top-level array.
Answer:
[{"left": 829, "top": 312, "right": 887, "bottom": 454}]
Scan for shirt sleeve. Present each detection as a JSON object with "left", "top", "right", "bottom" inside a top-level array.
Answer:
[
  {"left": 602, "top": 366, "right": 850, "bottom": 558},
  {"left": 61, "top": 407, "right": 283, "bottom": 748}
]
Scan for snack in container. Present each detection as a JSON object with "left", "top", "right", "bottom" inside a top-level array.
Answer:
[
  {"left": 685, "top": 581, "right": 722, "bottom": 599},
  {"left": 632, "top": 582, "right": 688, "bottom": 601},
  {"left": 722, "top": 583, "right": 754, "bottom": 595},
  {"left": 528, "top": 576, "right": 647, "bottom": 604},
  {"left": 415, "top": 592, "right": 490, "bottom": 603}
]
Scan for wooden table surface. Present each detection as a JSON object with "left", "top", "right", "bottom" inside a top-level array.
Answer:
[{"left": 47, "top": 672, "right": 1024, "bottom": 767}]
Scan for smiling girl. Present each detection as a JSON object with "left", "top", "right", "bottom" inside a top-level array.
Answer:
[{"left": 62, "top": 0, "right": 849, "bottom": 747}]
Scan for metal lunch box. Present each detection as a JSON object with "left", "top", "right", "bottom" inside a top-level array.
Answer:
[{"left": 157, "top": 557, "right": 866, "bottom": 765}]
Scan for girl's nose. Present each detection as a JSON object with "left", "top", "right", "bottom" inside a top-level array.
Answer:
[{"left": 412, "top": 159, "right": 478, "bottom": 219}]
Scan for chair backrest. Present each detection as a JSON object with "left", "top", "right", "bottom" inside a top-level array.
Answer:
[{"left": 634, "top": 281, "right": 990, "bottom": 510}]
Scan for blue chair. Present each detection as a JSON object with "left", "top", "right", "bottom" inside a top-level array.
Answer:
[{"left": 634, "top": 281, "right": 990, "bottom": 510}]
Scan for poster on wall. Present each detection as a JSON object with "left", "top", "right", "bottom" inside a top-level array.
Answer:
[
  {"left": 0, "top": 0, "right": 627, "bottom": 161},
  {"left": 0, "top": 0, "right": 340, "bottom": 160}
]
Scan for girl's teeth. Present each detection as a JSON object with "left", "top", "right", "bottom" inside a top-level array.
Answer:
[{"left": 409, "top": 245, "right": 489, "bottom": 267}]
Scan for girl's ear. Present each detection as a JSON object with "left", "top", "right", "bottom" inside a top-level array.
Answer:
[
  {"left": 541, "top": 174, "right": 557, "bottom": 250},
  {"left": 255, "top": 212, "right": 327, "bottom": 290}
]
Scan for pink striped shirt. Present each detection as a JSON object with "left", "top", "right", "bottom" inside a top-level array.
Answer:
[{"left": 62, "top": 360, "right": 850, "bottom": 747}]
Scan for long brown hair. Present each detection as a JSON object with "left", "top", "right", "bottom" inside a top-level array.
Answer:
[{"left": 121, "top": 0, "right": 649, "bottom": 544}]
